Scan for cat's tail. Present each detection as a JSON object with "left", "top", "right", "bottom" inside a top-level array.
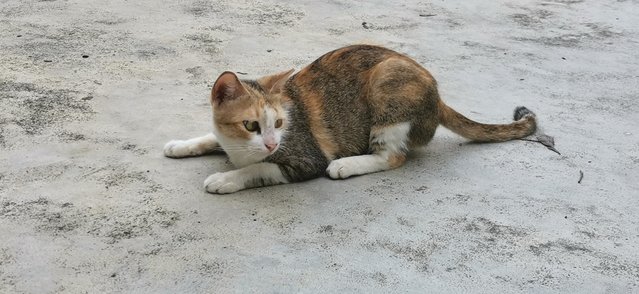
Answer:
[{"left": 437, "top": 100, "right": 536, "bottom": 142}]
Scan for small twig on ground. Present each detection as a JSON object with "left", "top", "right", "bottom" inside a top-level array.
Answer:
[{"left": 578, "top": 170, "right": 584, "bottom": 184}]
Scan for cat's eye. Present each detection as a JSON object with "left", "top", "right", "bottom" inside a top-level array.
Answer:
[
  {"left": 243, "top": 120, "right": 260, "bottom": 132},
  {"left": 275, "top": 119, "right": 283, "bottom": 128}
]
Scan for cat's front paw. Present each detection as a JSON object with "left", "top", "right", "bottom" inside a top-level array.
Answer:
[
  {"left": 164, "top": 140, "right": 195, "bottom": 158},
  {"left": 204, "top": 172, "right": 242, "bottom": 194},
  {"left": 326, "top": 159, "right": 356, "bottom": 179}
]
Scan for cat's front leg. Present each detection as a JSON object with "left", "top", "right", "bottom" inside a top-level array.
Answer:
[
  {"left": 204, "top": 162, "right": 288, "bottom": 194},
  {"left": 164, "top": 133, "right": 219, "bottom": 158}
]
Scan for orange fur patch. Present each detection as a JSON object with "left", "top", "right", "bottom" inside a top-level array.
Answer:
[
  {"left": 303, "top": 92, "right": 338, "bottom": 160},
  {"left": 387, "top": 154, "right": 406, "bottom": 169},
  {"left": 366, "top": 57, "right": 431, "bottom": 108}
]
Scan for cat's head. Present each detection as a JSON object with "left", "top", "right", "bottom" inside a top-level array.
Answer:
[{"left": 210, "top": 70, "right": 294, "bottom": 165}]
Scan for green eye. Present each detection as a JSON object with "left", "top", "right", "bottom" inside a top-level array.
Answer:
[
  {"left": 275, "top": 119, "right": 283, "bottom": 128},
  {"left": 243, "top": 120, "right": 260, "bottom": 132}
]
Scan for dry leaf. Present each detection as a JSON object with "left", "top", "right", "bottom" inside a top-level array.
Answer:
[{"left": 536, "top": 134, "right": 560, "bottom": 155}]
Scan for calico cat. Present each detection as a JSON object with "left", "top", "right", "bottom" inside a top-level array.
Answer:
[{"left": 164, "top": 45, "right": 536, "bottom": 194}]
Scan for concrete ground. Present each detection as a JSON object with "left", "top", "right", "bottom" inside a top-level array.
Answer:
[{"left": 1, "top": 0, "right": 638, "bottom": 292}]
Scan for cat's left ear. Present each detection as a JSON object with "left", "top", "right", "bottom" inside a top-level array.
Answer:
[
  {"left": 211, "top": 71, "right": 247, "bottom": 106},
  {"left": 257, "top": 69, "right": 295, "bottom": 94}
]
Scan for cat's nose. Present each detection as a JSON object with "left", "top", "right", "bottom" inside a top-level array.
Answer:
[{"left": 265, "top": 143, "right": 278, "bottom": 152}]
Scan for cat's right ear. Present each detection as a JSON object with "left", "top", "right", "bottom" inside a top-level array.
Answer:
[
  {"left": 257, "top": 69, "right": 295, "bottom": 94},
  {"left": 211, "top": 71, "right": 247, "bottom": 106}
]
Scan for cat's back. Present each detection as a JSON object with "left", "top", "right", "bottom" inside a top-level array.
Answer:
[
  {"left": 284, "top": 45, "right": 407, "bottom": 159},
  {"left": 308, "top": 44, "right": 399, "bottom": 72},
  {"left": 297, "top": 45, "right": 403, "bottom": 81}
]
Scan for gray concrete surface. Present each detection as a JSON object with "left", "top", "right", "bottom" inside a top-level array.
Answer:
[{"left": 1, "top": 0, "right": 638, "bottom": 292}]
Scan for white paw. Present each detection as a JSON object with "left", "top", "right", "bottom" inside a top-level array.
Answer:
[
  {"left": 326, "top": 159, "right": 356, "bottom": 179},
  {"left": 204, "top": 172, "right": 242, "bottom": 194},
  {"left": 163, "top": 140, "right": 195, "bottom": 158}
]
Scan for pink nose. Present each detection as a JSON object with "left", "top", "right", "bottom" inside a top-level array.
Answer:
[{"left": 265, "top": 143, "right": 278, "bottom": 152}]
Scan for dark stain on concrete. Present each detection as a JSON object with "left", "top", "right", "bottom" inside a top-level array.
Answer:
[{"left": 0, "top": 81, "right": 93, "bottom": 134}]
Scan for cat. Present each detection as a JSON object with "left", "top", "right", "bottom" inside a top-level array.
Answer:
[{"left": 164, "top": 44, "right": 536, "bottom": 194}]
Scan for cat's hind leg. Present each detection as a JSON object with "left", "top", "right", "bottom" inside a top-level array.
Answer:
[
  {"left": 326, "top": 122, "right": 410, "bottom": 179},
  {"left": 164, "top": 133, "right": 219, "bottom": 158}
]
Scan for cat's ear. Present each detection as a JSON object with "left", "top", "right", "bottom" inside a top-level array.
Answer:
[
  {"left": 211, "top": 71, "right": 247, "bottom": 106},
  {"left": 257, "top": 69, "right": 294, "bottom": 94}
]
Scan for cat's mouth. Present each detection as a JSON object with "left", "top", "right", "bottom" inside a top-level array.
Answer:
[{"left": 266, "top": 147, "right": 278, "bottom": 155}]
